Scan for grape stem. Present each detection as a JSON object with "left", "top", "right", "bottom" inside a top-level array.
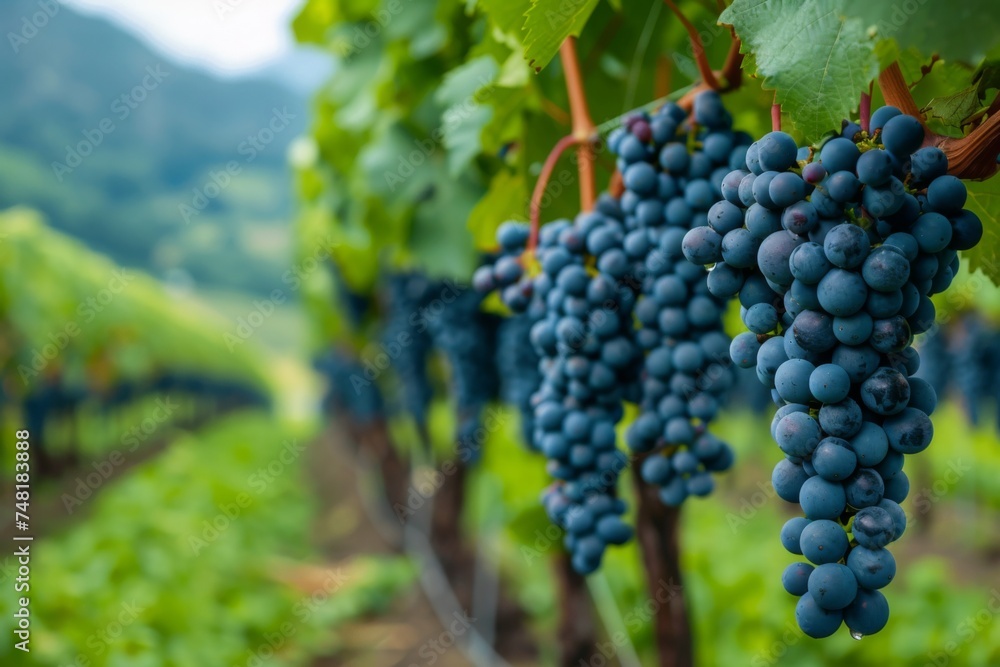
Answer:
[
  {"left": 879, "top": 61, "right": 1000, "bottom": 180},
  {"left": 771, "top": 99, "right": 781, "bottom": 132},
  {"left": 860, "top": 86, "right": 872, "bottom": 134},
  {"left": 527, "top": 134, "right": 582, "bottom": 254},
  {"left": 675, "top": 33, "right": 744, "bottom": 111},
  {"left": 664, "top": 0, "right": 720, "bottom": 91},
  {"left": 560, "top": 37, "right": 598, "bottom": 212}
]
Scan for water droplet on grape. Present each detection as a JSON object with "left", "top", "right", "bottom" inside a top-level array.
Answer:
[{"left": 850, "top": 630, "right": 864, "bottom": 641}]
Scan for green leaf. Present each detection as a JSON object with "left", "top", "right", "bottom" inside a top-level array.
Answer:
[
  {"left": 436, "top": 56, "right": 500, "bottom": 174},
  {"left": 443, "top": 104, "right": 494, "bottom": 174},
  {"left": 924, "top": 88, "right": 983, "bottom": 128},
  {"left": 480, "top": 0, "right": 533, "bottom": 37},
  {"left": 522, "top": 0, "right": 601, "bottom": 71},
  {"left": 468, "top": 170, "right": 528, "bottom": 249},
  {"left": 435, "top": 56, "right": 499, "bottom": 107},
  {"left": 842, "top": 0, "right": 1000, "bottom": 65},
  {"left": 507, "top": 503, "right": 559, "bottom": 547},
  {"left": 721, "top": 0, "right": 879, "bottom": 142},
  {"left": 963, "top": 180, "right": 1000, "bottom": 286}
]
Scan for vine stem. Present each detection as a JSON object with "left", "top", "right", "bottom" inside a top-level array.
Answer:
[
  {"left": 860, "top": 85, "right": 872, "bottom": 134},
  {"left": 633, "top": 460, "right": 693, "bottom": 667},
  {"left": 560, "top": 37, "right": 598, "bottom": 212},
  {"left": 878, "top": 60, "right": 1000, "bottom": 180},
  {"left": 664, "top": 0, "right": 720, "bottom": 90},
  {"left": 676, "top": 33, "right": 744, "bottom": 111},
  {"left": 878, "top": 62, "right": 924, "bottom": 123},
  {"left": 527, "top": 134, "right": 580, "bottom": 254},
  {"left": 771, "top": 99, "right": 781, "bottom": 132}
]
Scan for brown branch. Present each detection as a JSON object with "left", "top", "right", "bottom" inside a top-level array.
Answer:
[
  {"left": 554, "top": 551, "right": 600, "bottom": 667},
  {"left": 878, "top": 60, "right": 1000, "bottom": 180},
  {"left": 860, "top": 86, "right": 872, "bottom": 134},
  {"left": 633, "top": 462, "right": 693, "bottom": 667},
  {"left": 560, "top": 37, "right": 598, "bottom": 212},
  {"left": 936, "top": 111, "right": 1000, "bottom": 180},
  {"left": 541, "top": 98, "right": 572, "bottom": 126},
  {"left": 878, "top": 62, "right": 924, "bottom": 125},
  {"left": 721, "top": 33, "right": 744, "bottom": 89},
  {"left": 656, "top": 54, "right": 673, "bottom": 99},
  {"left": 528, "top": 134, "right": 580, "bottom": 253},
  {"left": 610, "top": 169, "right": 625, "bottom": 197},
  {"left": 664, "top": 0, "right": 720, "bottom": 91},
  {"left": 771, "top": 98, "right": 781, "bottom": 132}
]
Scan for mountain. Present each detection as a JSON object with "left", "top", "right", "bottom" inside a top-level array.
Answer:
[{"left": 0, "top": 0, "right": 313, "bottom": 294}]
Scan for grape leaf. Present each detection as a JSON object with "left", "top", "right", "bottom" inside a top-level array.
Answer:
[
  {"left": 468, "top": 171, "right": 529, "bottom": 249},
  {"left": 924, "top": 88, "right": 983, "bottom": 128},
  {"left": 480, "top": 0, "right": 533, "bottom": 37},
  {"left": 522, "top": 0, "right": 601, "bottom": 71},
  {"left": 721, "top": 0, "right": 879, "bottom": 142},
  {"left": 436, "top": 56, "right": 500, "bottom": 174},
  {"left": 963, "top": 180, "right": 1000, "bottom": 286},
  {"left": 841, "top": 0, "right": 1000, "bottom": 65}
]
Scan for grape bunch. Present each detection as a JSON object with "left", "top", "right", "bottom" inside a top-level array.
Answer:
[
  {"left": 476, "top": 209, "right": 642, "bottom": 574},
  {"left": 427, "top": 288, "right": 502, "bottom": 459},
  {"left": 684, "top": 107, "right": 983, "bottom": 638},
  {"left": 496, "top": 313, "right": 543, "bottom": 446},
  {"left": 606, "top": 92, "right": 744, "bottom": 506},
  {"left": 476, "top": 223, "right": 543, "bottom": 448},
  {"left": 383, "top": 273, "right": 436, "bottom": 428}
]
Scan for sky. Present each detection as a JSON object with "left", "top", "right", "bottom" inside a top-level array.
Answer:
[{"left": 63, "top": 0, "right": 307, "bottom": 75}]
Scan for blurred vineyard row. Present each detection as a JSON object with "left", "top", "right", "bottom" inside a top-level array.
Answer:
[{"left": 2, "top": 204, "right": 1000, "bottom": 663}]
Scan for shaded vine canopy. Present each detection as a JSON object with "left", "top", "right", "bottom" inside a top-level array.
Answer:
[{"left": 291, "top": 0, "right": 1000, "bottom": 316}]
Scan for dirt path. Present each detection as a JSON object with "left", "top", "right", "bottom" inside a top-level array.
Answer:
[{"left": 304, "top": 424, "right": 481, "bottom": 667}]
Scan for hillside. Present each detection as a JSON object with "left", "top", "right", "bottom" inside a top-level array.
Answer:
[{"left": 0, "top": 0, "right": 310, "bottom": 293}]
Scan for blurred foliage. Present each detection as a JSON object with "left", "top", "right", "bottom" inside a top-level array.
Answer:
[
  {"left": 292, "top": 0, "right": 1000, "bottom": 354},
  {"left": 0, "top": 412, "right": 415, "bottom": 667},
  {"left": 0, "top": 0, "right": 306, "bottom": 294},
  {"left": 461, "top": 400, "right": 1000, "bottom": 664},
  {"left": 0, "top": 209, "right": 271, "bottom": 398}
]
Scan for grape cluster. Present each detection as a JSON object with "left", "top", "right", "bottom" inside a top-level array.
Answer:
[
  {"left": 684, "top": 107, "right": 984, "bottom": 638},
  {"left": 314, "top": 350, "right": 385, "bottom": 423},
  {"left": 605, "top": 92, "right": 744, "bottom": 506},
  {"left": 476, "top": 209, "right": 642, "bottom": 573},
  {"left": 496, "top": 313, "right": 543, "bottom": 446},
  {"left": 384, "top": 273, "right": 436, "bottom": 427},
  {"left": 428, "top": 288, "right": 502, "bottom": 458},
  {"left": 915, "top": 313, "right": 1000, "bottom": 431}
]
